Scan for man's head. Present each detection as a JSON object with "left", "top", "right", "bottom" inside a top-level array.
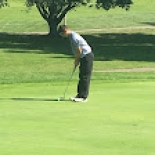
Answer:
[{"left": 58, "top": 25, "right": 71, "bottom": 37}]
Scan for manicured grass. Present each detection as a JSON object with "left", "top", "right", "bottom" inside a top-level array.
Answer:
[
  {"left": 0, "top": 82, "right": 155, "bottom": 155},
  {"left": 0, "top": 0, "right": 155, "bottom": 154}
]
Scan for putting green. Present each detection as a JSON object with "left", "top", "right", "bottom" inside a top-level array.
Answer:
[{"left": 0, "top": 81, "right": 155, "bottom": 155}]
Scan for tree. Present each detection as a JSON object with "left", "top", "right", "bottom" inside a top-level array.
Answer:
[
  {"left": 0, "top": 0, "right": 8, "bottom": 8},
  {"left": 25, "top": 0, "right": 132, "bottom": 36},
  {"left": 96, "top": 0, "right": 133, "bottom": 10}
]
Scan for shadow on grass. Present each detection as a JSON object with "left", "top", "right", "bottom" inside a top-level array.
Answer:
[
  {"left": 84, "top": 32, "right": 155, "bottom": 61},
  {"left": 0, "top": 97, "right": 69, "bottom": 102},
  {"left": 141, "top": 22, "right": 155, "bottom": 27},
  {"left": 0, "top": 32, "right": 71, "bottom": 55},
  {"left": 0, "top": 32, "right": 155, "bottom": 61}
]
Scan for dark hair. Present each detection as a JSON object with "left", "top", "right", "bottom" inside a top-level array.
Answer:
[{"left": 57, "top": 25, "right": 69, "bottom": 33}]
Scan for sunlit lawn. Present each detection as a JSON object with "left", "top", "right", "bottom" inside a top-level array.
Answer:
[{"left": 0, "top": 0, "right": 155, "bottom": 154}]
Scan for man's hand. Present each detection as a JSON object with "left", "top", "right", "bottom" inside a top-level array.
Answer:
[{"left": 74, "top": 59, "right": 80, "bottom": 68}]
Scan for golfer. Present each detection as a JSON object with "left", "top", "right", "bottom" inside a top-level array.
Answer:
[{"left": 58, "top": 25, "right": 94, "bottom": 102}]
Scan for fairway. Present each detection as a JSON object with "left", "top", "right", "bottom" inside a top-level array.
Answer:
[{"left": 0, "top": 82, "right": 155, "bottom": 155}]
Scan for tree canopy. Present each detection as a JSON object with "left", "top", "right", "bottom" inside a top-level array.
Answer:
[
  {"left": 96, "top": 0, "right": 133, "bottom": 10},
  {"left": 0, "top": 0, "right": 8, "bottom": 8}
]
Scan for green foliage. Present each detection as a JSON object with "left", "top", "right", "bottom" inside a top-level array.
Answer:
[
  {"left": 0, "top": 0, "right": 8, "bottom": 8},
  {"left": 96, "top": 0, "right": 133, "bottom": 10},
  {"left": 25, "top": 0, "right": 91, "bottom": 8}
]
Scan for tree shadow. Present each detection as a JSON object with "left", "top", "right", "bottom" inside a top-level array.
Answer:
[
  {"left": 0, "top": 32, "right": 155, "bottom": 62},
  {"left": 141, "top": 22, "right": 155, "bottom": 27},
  {"left": 83, "top": 32, "right": 155, "bottom": 61},
  {"left": 0, "top": 32, "right": 71, "bottom": 55},
  {"left": 0, "top": 97, "right": 69, "bottom": 102}
]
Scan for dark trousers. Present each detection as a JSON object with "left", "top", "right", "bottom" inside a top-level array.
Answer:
[{"left": 77, "top": 52, "right": 94, "bottom": 98}]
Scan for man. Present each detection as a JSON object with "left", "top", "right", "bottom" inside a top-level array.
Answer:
[{"left": 58, "top": 25, "right": 94, "bottom": 102}]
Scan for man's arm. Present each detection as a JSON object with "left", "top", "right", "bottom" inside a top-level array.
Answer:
[{"left": 74, "top": 46, "right": 82, "bottom": 68}]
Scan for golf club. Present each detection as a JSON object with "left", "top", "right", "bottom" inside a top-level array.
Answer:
[{"left": 58, "top": 67, "right": 76, "bottom": 101}]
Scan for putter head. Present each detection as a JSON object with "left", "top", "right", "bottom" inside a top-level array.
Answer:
[{"left": 58, "top": 97, "right": 65, "bottom": 101}]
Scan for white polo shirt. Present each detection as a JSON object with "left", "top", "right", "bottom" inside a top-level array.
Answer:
[{"left": 69, "top": 31, "right": 92, "bottom": 58}]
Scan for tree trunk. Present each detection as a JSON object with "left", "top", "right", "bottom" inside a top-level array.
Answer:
[{"left": 47, "top": 20, "right": 59, "bottom": 37}]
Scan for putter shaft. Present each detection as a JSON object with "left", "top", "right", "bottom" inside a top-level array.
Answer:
[{"left": 63, "top": 67, "right": 76, "bottom": 98}]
